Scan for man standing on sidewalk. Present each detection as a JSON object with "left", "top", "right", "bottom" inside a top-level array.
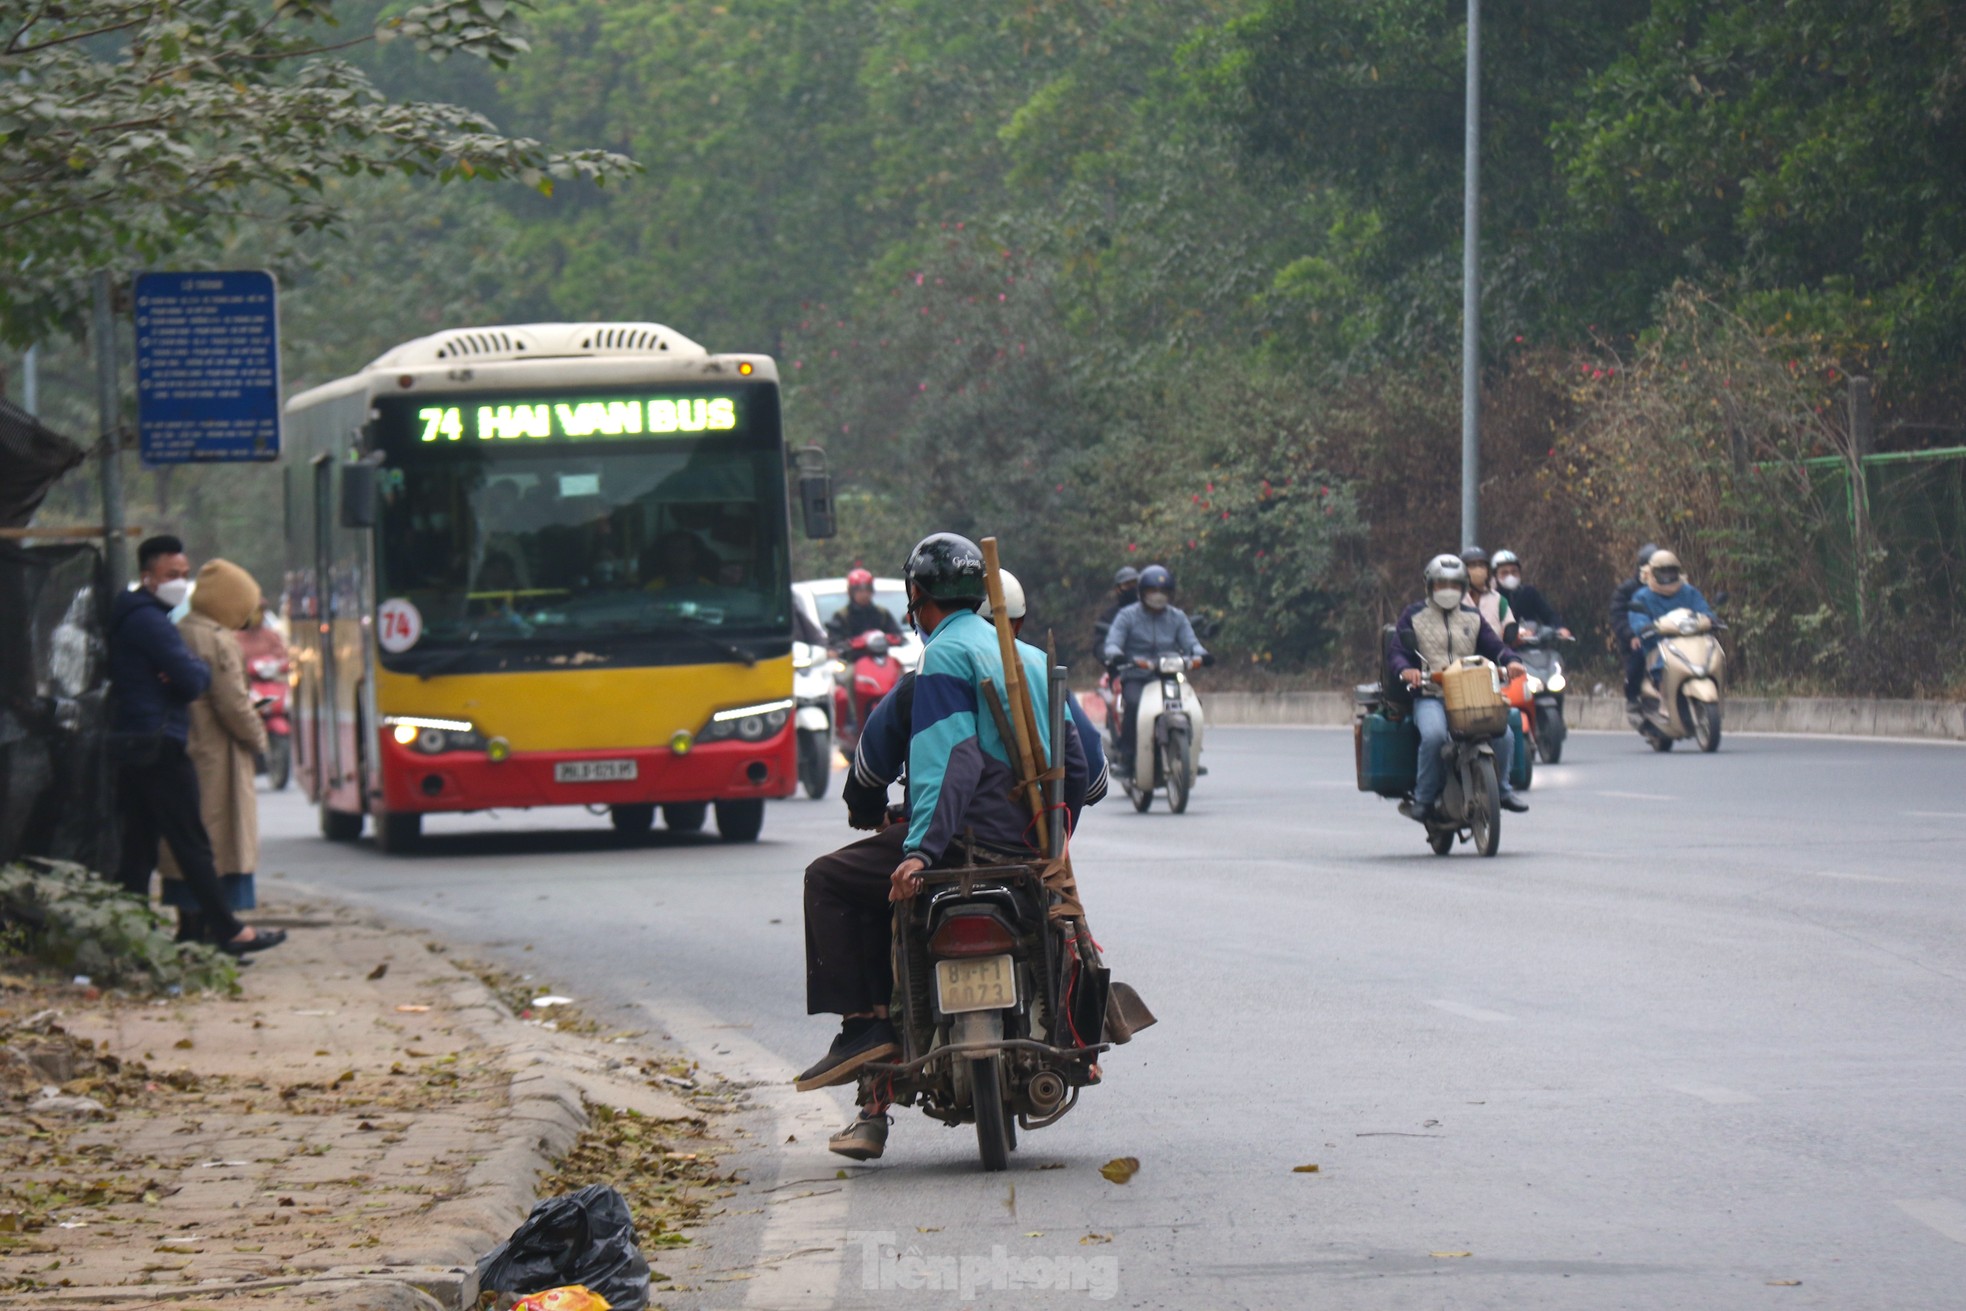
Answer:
[{"left": 109, "top": 535, "right": 284, "bottom": 958}]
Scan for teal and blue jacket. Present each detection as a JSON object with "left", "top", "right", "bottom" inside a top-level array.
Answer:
[{"left": 905, "top": 609, "right": 1087, "bottom": 863}]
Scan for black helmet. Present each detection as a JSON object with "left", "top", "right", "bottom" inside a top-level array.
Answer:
[
  {"left": 1113, "top": 566, "right": 1140, "bottom": 589},
  {"left": 1460, "top": 545, "right": 1490, "bottom": 566},
  {"left": 1138, "top": 564, "right": 1173, "bottom": 592},
  {"left": 903, "top": 532, "right": 987, "bottom": 604},
  {"left": 1636, "top": 541, "right": 1660, "bottom": 569}
]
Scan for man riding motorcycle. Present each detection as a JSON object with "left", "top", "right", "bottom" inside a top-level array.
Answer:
[
  {"left": 826, "top": 566, "right": 903, "bottom": 647},
  {"left": 1608, "top": 542, "right": 1661, "bottom": 711},
  {"left": 797, "top": 536, "right": 1089, "bottom": 1161},
  {"left": 1626, "top": 549, "right": 1715, "bottom": 668},
  {"left": 1101, "top": 564, "right": 1207, "bottom": 777},
  {"left": 1387, "top": 554, "right": 1530, "bottom": 821},
  {"left": 1492, "top": 549, "right": 1571, "bottom": 638},
  {"left": 1460, "top": 545, "right": 1511, "bottom": 637}
]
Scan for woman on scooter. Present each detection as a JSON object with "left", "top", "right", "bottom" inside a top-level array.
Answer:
[
  {"left": 1387, "top": 554, "right": 1530, "bottom": 822},
  {"left": 1626, "top": 549, "right": 1715, "bottom": 667}
]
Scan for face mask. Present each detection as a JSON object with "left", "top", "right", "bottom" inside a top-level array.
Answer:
[
  {"left": 1497, "top": 574, "right": 1520, "bottom": 592},
  {"left": 154, "top": 577, "right": 192, "bottom": 608},
  {"left": 1431, "top": 588, "right": 1464, "bottom": 611},
  {"left": 1143, "top": 591, "right": 1169, "bottom": 612}
]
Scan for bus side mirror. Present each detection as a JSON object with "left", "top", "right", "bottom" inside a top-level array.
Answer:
[
  {"left": 792, "top": 446, "right": 836, "bottom": 540},
  {"left": 340, "top": 462, "right": 379, "bottom": 529}
]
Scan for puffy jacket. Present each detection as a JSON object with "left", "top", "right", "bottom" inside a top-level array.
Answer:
[
  {"left": 1502, "top": 581, "right": 1563, "bottom": 631},
  {"left": 906, "top": 610, "right": 1087, "bottom": 863},
  {"left": 1102, "top": 601, "right": 1206, "bottom": 667},
  {"left": 1387, "top": 600, "right": 1518, "bottom": 681},
  {"left": 108, "top": 586, "right": 211, "bottom": 741},
  {"left": 1627, "top": 584, "right": 1715, "bottom": 652}
]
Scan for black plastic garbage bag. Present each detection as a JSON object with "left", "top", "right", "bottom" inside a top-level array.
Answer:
[{"left": 476, "top": 1184, "right": 651, "bottom": 1311}]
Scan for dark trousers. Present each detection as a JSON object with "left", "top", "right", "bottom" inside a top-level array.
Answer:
[
  {"left": 804, "top": 825, "right": 909, "bottom": 1016},
  {"left": 1623, "top": 646, "right": 1647, "bottom": 700},
  {"left": 117, "top": 739, "right": 244, "bottom": 942},
  {"left": 1115, "top": 671, "right": 1151, "bottom": 772}
]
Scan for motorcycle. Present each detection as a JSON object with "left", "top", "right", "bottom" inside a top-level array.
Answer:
[
  {"left": 1099, "top": 654, "right": 1208, "bottom": 814},
  {"left": 1355, "top": 651, "right": 1508, "bottom": 858},
  {"left": 1631, "top": 607, "right": 1727, "bottom": 753},
  {"left": 793, "top": 640, "right": 834, "bottom": 799},
  {"left": 832, "top": 630, "right": 903, "bottom": 757},
  {"left": 1512, "top": 625, "right": 1575, "bottom": 764},
  {"left": 249, "top": 654, "right": 292, "bottom": 791}
]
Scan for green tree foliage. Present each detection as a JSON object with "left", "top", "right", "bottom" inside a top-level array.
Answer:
[{"left": 0, "top": 0, "right": 633, "bottom": 345}]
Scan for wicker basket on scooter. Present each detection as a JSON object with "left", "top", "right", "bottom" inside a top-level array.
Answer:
[{"left": 1437, "top": 660, "right": 1510, "bottom": 738}]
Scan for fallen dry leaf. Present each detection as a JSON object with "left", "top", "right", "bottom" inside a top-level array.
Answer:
[
  {"left": 367, "top": 963, "right": 389, "bottom": 980},
  {"left": 1080, "top": 1233, "right": 1112, "bottom": 1245},
  {"left": 1431, "top": 1250, "right": 1472, "bottom": 1259},
  {"left": 1024, "top": 1231, "right": 1043, "bottom": 1238},
  {"left": 173, "top": 1038, "right": 193, "bottom": 1049},
  {"left": 1099, "top": 1156, "right": 1140, "bottom": 1185},
  {"left": 395, "top": 1004, "right": 431, "bottom": 1013},
  {"left": 1293, "top": 1164, "right": 1321, "bottom": 1173},
  {"left": 1766, "top": 1280, "right": 1802, "bottom": 1287},
  {"left": 1037, "top": 1162, "right": 1067, "bottom": 1170},
  {"left": 916, "top": 1226, "right": 942, "bottom": 1233}
]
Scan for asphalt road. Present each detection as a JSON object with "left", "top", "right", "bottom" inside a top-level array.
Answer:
[{"left": 258, "top": 726, "right": 1966, "bottom": 1309}]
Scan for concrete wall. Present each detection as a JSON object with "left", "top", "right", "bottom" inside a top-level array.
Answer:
[{"left": 1205, "top": 689, "right": 1966, "bottom": 741}]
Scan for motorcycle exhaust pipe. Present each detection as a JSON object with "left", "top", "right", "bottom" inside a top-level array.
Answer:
[{"left": 1026, "top": 1069, "right": 1067, "bottom": 1114}]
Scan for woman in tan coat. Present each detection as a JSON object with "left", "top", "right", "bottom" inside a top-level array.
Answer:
[{"left": 161, "top": 559, "right": 270, "bottom": 943}]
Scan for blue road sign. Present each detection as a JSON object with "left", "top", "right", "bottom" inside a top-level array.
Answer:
[{"left": 134, "top": 271, "right": 281, "bottom": 464}]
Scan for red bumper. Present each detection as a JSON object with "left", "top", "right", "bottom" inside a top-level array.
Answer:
[{"left": 378, "top": 727, "right": 796, "bottom": 814}]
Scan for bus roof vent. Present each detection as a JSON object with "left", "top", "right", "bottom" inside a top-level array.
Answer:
[{"left": 368, "top": 323, "right": 708, "bottom": 369}]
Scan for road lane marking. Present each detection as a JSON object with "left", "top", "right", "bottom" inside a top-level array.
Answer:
[
  {"left": 640, "top": 999, "right": 848, "bottom": 1310},
  {"left": 1897, "top": 1198, "right": 1966, "bottom": 1245},
  {"left": 1813, "top": 871, "right": 1904, "bottom": 884},
  {"left": 1667, "top": 1083, "right": 1759, "bottom": 1105},
  {"left": 1903, "top": 811, "right": 1966, "bottom": 821},
  {"left": 1595, "top": 789, "right": 1677, "bottom": 802},
  {"left": 1427, "top": 1000, "right": 1514, "bottom": 1023}
]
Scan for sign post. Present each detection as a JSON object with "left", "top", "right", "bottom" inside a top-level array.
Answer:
[{"left": 133, "top": 270, "right": 281, "bottom": 464}]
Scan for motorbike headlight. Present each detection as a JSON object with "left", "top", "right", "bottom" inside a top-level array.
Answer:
[
  {"left": 1547, "top": 672, "right": 1566, "bottom": 693},
  {"left": 384, "top": 715, "right": 486, "bottom": 753},
  {"left": 701, "top": 699, "right": 794, "bottom": 743},
  {"left": 793, "top": 652, "right": 816, "bottom": 671}
]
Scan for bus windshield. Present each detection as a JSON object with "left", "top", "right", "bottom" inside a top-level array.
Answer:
[{"left": 372, "top": 391, "right": 789, "bottom": 663}]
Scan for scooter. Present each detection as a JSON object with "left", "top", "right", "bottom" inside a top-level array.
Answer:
[
  {"left": 250, "top": 654, "right": 292, "bottom": 791},
  {"left": 793, "top": 639, "right": 834, "bottom": 799},
  {"left": 1631, "top": 608, "right": 1727, "bottom": 753},
  {"left": 833, "top": 629, "right": 902, "bottom": 757},
  {"left": 1513, "top": 625, "right": 1574, "bottom": 764},
  {"left": 1100, "top": 654, "right": 1208, "bottom": 814}
]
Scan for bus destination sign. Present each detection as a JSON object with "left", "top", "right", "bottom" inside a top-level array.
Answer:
[{"left": 415, "top": 395, "right": 739, "bottom": 444}]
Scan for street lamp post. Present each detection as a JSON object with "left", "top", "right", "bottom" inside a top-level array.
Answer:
[{"left": 1460, "top": 0, "right": 1481, "bottom": 551}]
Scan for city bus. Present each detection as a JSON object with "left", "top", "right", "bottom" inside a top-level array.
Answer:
[{"left": 283, "top": 321, "right": 827, "bottom": 851}]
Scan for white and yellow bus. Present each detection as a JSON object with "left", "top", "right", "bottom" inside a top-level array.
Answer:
[{"left": 283, "top": 322, "right": 827, "bottom": 851}]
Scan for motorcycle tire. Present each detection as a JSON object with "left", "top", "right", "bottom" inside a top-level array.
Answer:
[
  {"left": 1536, "top": 708, "right": 1564, "bottom": 764},
  {"left": 267, "top": 735, "right": 292, "bottom": 791},
  {"left": 610, "top": 804, "right": 656, "bottom": 837},
  {"left": 1129, "top": 771, "right": 1152, "bottom": 813},
  {"left": 664, "top": 802, "right": 709, "bottom": 833},
  {"left": 798, "top": 729, "right": 832, "bottom": 800},
  {"left": 1469, "top": 759, "right": 1501, "bottom": 858},
  {"left": 1163, "top": 729, "right": 1191, "bottom": 814},
  {"left": 971, "top": 1054, "right": 1011, "bottom": 1172},
  {"left": 1428, "top": 828, "right": 1455, "bottom": 856},
  {"left": 1693, "top": 701, "right": 1722, "bottom": 753},
  {"left": 715, "top": 799, "right": 765, "bottom": 843}
]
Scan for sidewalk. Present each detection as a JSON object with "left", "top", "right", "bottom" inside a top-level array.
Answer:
[{"left": 1, "top": 893, "right": 716, "bottom": 1310}]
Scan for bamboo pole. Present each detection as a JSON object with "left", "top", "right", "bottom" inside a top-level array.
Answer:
[{"left": 980, "top": 537, "right": 1049, "bottom": 851}]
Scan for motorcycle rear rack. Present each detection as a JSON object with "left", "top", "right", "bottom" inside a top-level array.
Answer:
[{"left": 861, "top": 1035, "right": 1110, "bottom": 1080}]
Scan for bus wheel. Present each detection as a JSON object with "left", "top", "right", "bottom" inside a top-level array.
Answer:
[
  {"left": 610, "top": 804, "right": 656, "bottom": 837},
  {"left": 714, "top": 799, "right": 765, "bottom": 843},
  {"left": 376, "top": 811, "right": 421, "bottom": 855},
  {"left": 664, "top": 803, "right": 708, "bottom": 834},
  {"left": 321, "top": 805, "right": 363, "bottom": 842}
]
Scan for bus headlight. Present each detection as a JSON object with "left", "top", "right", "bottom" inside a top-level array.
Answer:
[
  {"left": 384, "top": 715, "right": 486, "bottom": 754},
  {"left": 701, "top": 699, "right": 794, "bottom": 743}
]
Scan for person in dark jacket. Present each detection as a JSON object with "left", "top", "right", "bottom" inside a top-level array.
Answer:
[
  {"left": 1607, "top": 542, "right": 1659, "bottom": 710},
  {"left": 110, "top": 536, "right": 284, "bottom": 958},
  {"left": 1492, "top": 550, "right": 1570, "bottom": 636},
  {"left": 825, "top": 567, "right": 902, "bottom": 647},
  {"left": 1091, "top": 566, "right": 1140, "bottom": 651}
]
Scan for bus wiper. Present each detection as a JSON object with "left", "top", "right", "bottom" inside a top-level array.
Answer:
[
  {"left": 667, "top": 619, "right": 758, "bottom": 667},
  {"left": 414, "top": 633, "right": 542, "bottom": 680}
]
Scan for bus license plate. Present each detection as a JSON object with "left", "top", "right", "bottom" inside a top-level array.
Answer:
[
  {"left": 554, "top": 759, "right": 638, "bottom": 783},
  {"left": 936, "top": 955, "right": 1015, "bottom": 1014}
]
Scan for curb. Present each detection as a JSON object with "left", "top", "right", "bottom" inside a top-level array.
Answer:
[{"left": 1201, "top": 690, "right": 1966, "bottom": 741}]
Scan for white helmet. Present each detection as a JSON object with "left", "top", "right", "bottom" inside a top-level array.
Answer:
[
  {"left": 978, "top": 569, "right": 1026, "bottom": 621},
  {"left": 1647, "top": 549, "right": 1684, "bottom": 596},
  {"left": 1424, "top": 553, "right": 1469, "bottom": 586}
]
